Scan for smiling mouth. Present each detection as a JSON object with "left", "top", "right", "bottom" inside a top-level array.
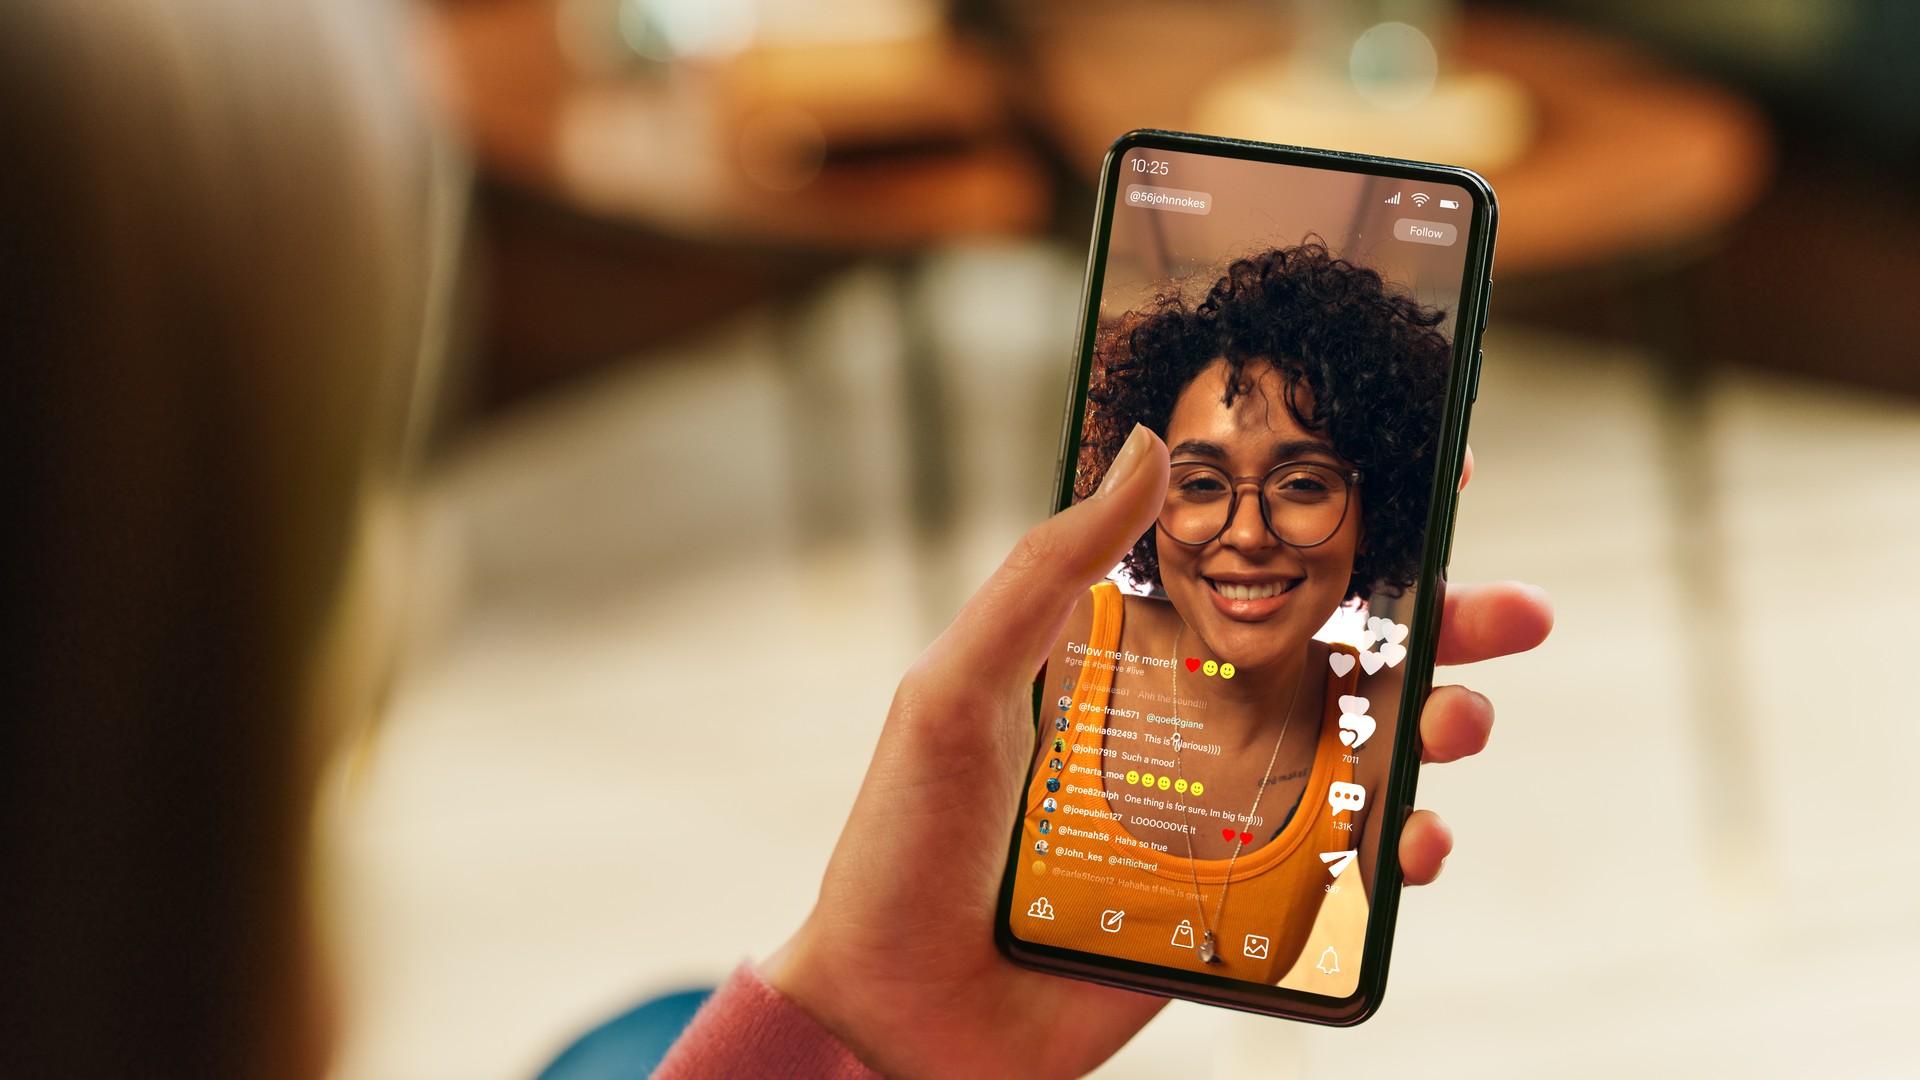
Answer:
[{"left": 1205, "top": 577, "right": 1301, "bottom": 601}]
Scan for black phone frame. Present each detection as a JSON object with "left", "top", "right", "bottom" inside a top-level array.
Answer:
[{"left": 993, "top": 128, "right": 1499, "bottom": 1026}]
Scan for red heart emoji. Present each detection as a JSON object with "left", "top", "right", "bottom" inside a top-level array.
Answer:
[
  {"left": 1186, "top": 657, "right": 1202, "bottom": 672},
  {"left": 1221, "top": 828, "right": 1235, "bottom": 841},
  {"left": 1239, "top": 832, "right": 1253, "bottom": 845}
]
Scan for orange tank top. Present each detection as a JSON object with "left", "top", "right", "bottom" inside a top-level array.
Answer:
[{"left": 1009, "top": 582, "right": 1365, "bottom": 983}]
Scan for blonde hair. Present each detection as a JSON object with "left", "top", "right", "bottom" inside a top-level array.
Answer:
[{"left": 0, "top": 1, "right": 450, "bottom": 1074}]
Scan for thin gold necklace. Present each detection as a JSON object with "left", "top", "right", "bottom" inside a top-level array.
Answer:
[{"left": 1169, "top": 623, "right": 1307, "bottom": 964}]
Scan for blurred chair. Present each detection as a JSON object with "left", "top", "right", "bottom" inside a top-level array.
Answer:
[{"left": 534, "top": 988, "right": 711, "bottom": 1080}]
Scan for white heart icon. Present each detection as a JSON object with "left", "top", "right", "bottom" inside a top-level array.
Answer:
[
  {"left": 1338, "top": 695, "right": 1369, "bottom": 715},
  {"left": 1381, "top": 619, "right": 1409, "bottom": 645},
  {"left": 1337, "top": 710, "right": 1376, "bottom": 749},
  {"left": 1328, "top": 652, "right": 1356, "bottom": 677},
  {"left": 1359, "top": 651, "right": 1387, "bottom": 675},
  {"left": 1358, "top": 627, "right": 1378, "bottom": 650},
  {"left": 1382, "top": 642, "right": 1408, "bottom": 668}
]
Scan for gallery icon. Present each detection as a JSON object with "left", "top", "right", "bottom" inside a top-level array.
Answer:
[
  {"left": 1319, "top": 849, "right": 1358, "bottom": 878},
  {"left": 1243, "top": 934, "right": 1270, "bottom": 959},
  {"left": 1316, "top": 946, "right": 1340, "bottom": 974},
  {"left": 1027, "top": 897, "right": 1056, "bottom": 920},
  {"left": 1170, "top": 920, "right": 1196, "bottom": 949},
  {"left": 1042, "top": 797, "right": 1057, "bottom": 813},
  {"left": 1100, "top": 909, "right": 1125, "bottom": 933},
  {"left": 1327, "top": 780, "right": 1366, "bottom": 815}
]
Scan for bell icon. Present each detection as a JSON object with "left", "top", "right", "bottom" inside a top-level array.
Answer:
[
  {"left": 1171, "top": 920, "right": 1195, "bottom": 949},
  {"left": 1316, "top": 946, "right": 1340, "bottom": 974}
]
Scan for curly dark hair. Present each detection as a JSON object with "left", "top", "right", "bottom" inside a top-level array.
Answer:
[{"left": 1077, "top": 240, "right": 1452, "bottom": 602}]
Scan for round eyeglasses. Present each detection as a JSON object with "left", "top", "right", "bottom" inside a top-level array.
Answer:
[{"left": 1158, "top": 460, "right": 1362, "bottom": 549}]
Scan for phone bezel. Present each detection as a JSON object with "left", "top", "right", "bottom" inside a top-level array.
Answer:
[{"left": 993, "top": 129, "right": 1498, "bottom": 1026}]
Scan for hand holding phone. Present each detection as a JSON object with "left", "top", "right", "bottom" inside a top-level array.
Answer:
[{"left": 758, "top": 433, "right": 1546, "bottom": 1074}]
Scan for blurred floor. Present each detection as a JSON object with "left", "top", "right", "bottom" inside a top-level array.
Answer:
[{"left": 327, "top": 245, "right": 1920, "bottom": 1080}]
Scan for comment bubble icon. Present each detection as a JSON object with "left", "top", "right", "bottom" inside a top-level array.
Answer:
[{"left": 1327, "top": 781, "right": 1366, "bottom": 815}]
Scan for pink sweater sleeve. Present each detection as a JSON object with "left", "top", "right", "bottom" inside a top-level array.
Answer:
[{"left": 651, "top": 964, "right": 881, "bottom": 1079}]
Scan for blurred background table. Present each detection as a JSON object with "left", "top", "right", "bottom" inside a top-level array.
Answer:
[{"left": 1026, "top": 5, "right": 1771, "bottom": 277}]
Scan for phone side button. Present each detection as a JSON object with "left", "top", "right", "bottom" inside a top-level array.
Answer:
[{"left": 1468, "top": 349, "right": 1482, "bottom": 403}]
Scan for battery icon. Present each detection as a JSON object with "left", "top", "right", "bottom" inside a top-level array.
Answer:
[{"left": 1438, "top": 198, "right": 1460, "bottom": 209}]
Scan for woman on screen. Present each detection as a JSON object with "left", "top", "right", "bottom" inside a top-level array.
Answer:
[{"left": 1011, "top": 240, "right": 1451, "bottom": 987}]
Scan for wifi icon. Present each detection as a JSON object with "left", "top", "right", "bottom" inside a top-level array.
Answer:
[{"left": 1410, "top": 192, "right": 1430, "bottom": 208}]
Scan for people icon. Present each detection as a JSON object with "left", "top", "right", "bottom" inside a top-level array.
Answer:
[
  {"left": 1042, "top": 797, "right": 1057, "bottom": 813},
  {"left": 1037, "top": 819, "right": 1051, "bottom": 835},
  {"left": 1054, "top": 716, "right": 1069, "bottom": 731},
  {"left": 1045, "top": 777, "right": 1060, "bottom": 793},
  {"left": 1056, "top": 695, "right": 1072, "bottom": 710},
  {"left": 1048, "top": 757, "right": 1063, "bottom": 771},
  {"left": 1034, "top": 839, "right": 1049, "bottom": 855},
  {"left": 1052, "top": 737, "right": 1066, "bottom": 753}
]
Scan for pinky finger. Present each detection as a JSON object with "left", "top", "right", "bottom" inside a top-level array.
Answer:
[{"left": 1398, "top": 809, "right": 1454, "bottom": 886}]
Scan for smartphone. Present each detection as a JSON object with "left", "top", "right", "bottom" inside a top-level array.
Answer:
[{"left": 994, "top": 130, "right": 1495, "bottom": 1024}]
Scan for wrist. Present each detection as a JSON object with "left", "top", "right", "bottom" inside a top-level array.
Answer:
[{"left": 761, "top": 925, "right": 886, "bottom": 1073}]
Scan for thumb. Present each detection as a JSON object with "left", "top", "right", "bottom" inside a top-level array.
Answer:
[{"left": 932, "top": 424, "right": 1167, "bottom": 688}]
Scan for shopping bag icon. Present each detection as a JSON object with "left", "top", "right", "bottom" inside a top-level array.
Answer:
[{"left": 1171, "top": 919, "right": 1195, "bottom": 949}]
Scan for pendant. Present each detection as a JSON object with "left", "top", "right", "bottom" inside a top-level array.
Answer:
[{"left": 1199, "top": 930, "right": 1219, "bottom": 964}]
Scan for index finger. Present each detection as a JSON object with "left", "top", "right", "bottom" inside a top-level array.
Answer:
[{"left": 1435, "top": 581, "right": 1554, "bottom": 666}]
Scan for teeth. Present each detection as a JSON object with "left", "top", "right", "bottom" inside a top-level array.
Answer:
[{"left": 1211, "top": 579, "right": 1291, "bottom": 600}]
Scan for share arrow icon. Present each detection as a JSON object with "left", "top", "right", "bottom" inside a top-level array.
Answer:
[{"left": 1319, "top": 849, "right": 1358, "bottom": 878}]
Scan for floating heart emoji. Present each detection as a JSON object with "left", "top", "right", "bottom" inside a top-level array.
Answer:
[
  {"left": 1380, "top": 618, "right": 1409, "bottom": 645},
  {"left": 1239, "top": 832, "right": 1253, "bottom": 845},
  {"left": 1336, "top": 697, "right": 1377, "bottom": 748},
  {"left": 1221, "top": 828, "right": 1236, "bottom": 841},
  {"left": 1328, "top": 653, "right": 1356, "bottom": 677},
  {"left": 1358, "top": 626, "right": 1378, "bottom": 650},
  {"left": 1186, "top": 657, "right": 1202, "bottom": 673},
  {"left": 1381, "top": 642, "right": 1408, "bottom": 668},
  {"left": 1359, "top": 651, "right": 1387, "bottom": 675}
]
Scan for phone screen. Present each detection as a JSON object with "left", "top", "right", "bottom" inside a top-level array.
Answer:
[{"left": 1002, "top": 134, "right": 1491, "bottom": 1013}]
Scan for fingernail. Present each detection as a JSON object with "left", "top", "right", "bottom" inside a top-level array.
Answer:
[{"left": 1094, "top": 425, "right": 1151, "bottom": 499}]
